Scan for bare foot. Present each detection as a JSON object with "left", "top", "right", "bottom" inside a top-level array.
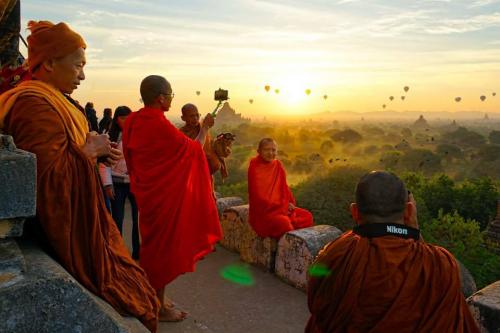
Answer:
[
  {"left": 159, "top": 306, "right": 188, "bottom": 322},
  {"left": 162, "top": 296, "right": 174, "bottom": 308}
]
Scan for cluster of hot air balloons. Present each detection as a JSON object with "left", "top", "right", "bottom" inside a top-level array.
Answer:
[
  {"left": 383, "top": 86, "right": 410, "bottom": 109},
  {"left": 453, "top": 92, "right": 496, "bottom": 103}
]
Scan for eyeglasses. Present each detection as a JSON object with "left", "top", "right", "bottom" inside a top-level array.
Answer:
[{"left": 160, "top": 92, "right": 175, "bottom": 99}]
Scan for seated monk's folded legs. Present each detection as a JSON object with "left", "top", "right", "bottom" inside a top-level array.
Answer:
[
  {"left": 290, "top": 207, "right": 314, "bottom": 229},
  {"left": 267, "top": 215, "right": 295, "bottom": 239}
]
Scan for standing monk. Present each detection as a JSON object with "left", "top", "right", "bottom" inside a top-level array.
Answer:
[
  {"left": 248, "top": 138, "right": 313, "bottom": 239},
  {"left": 306, "top": 171, "right": 479, "bottom": 333},
  {"left": 122, "top": 75, "right": 222, "bottom": 321},
  {"left": 179, "top": 103, "right": 220, "bottom": 176},
  {"left": 0, "top": 21, "right": 159, "bottom": 331}
]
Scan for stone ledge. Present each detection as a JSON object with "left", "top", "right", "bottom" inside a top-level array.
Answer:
[
  {"left": 220, "top": 205, "right": 277, "bottom": 271},
  {"left": 0, "top": 137, "right": 37, "bottom": 220},
  {"left": 467, "top": 280, "right": 500, "bottom": 333},
  {"left": 275, "top": 225, "right": 343, "bottom": 291},
  {"left": 0, "top": 239, "right": 26, "bottom": 275},
  {"left": 0, "top": 240, "right": 148, "bottom": 333},
  {"left": 0, "top": 218, "right": 25, "bottom": 239},
  {"left": 216, "top": 197, "right": 244, "bottom": 216}
]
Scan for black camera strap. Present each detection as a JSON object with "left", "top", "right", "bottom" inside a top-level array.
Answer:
[{"left": 353, "top": 223, "right": 420, "bottom": 241}]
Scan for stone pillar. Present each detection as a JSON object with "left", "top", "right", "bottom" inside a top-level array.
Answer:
[
  {"left": 275, "top": 225, "right": 343, "bottom": 291},
  {"left": 0, "top": 135, "right": 36, "bottom": 287},
  {"left": 467, "top": 280, "right": 500, "bottom": 333},
  {"left": 220, "top": 205, "right": 278, "bottom": 271},
  {"left": 0, "top": 0, "right": 20, "bottom": 66}
]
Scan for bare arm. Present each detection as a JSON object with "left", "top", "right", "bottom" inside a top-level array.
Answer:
[{"left": 194, "top": 114, "right": 214, "bottom": 145}]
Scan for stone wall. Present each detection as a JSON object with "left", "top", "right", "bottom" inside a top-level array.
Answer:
[{"left": 218, "top": 203, "right": 343, "bottom": 288}]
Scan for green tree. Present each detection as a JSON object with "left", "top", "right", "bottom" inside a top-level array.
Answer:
[
  {"left": 488, "top": 130, "right": 500, "bottom": 144},
  {"left": 422, "top": 211, "right": 500, "bottom": 289},
  {"left": 294, "top": 166, "right": 368, "bottom": 230},
  {"left": 330, "top": 129, "right": 363, "bottom": 144}
]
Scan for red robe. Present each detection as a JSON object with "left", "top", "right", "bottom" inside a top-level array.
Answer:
[
  {"left": 122, "top": 107, "right": 222, "bottom": 290},
  {"left": 248, "top": 155, "right": 313, "bottom": 238},
  {"left": 306, "top": 231, "right": 480, "bottom": 333}
]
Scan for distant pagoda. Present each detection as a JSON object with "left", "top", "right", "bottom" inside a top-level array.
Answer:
[
  {"left": 216, "top": 102, "right": 250, "bottom": 125},
  {"left": 413, "top": 115, "right": 430, "bottom": 129}
]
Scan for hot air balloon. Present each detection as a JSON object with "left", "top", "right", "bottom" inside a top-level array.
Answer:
[
  {"left": 264, "top": 85, "right": 270, "bottom": 92},
  {"left": 480, "top": 95, "right": 486, "bottom": 102},
  {"left": 404, "top": 86, "right": 409, "bottom": 93},
  {"left": 305, "top": 89, "right": 311, "bottom": 95},
  {"left": 196, "top": 91, "right": 201, "bottom": 96},
  {"left": 249, "top": 99, "right": 254, "bottom": 104},
  {"left": 382, "top": 104, "right": 386, "bottom": 109},
  {"left": 455, "top": 97, "right": 461, "bottom": 102},
  {"left": 323, "top": 94, "right": 328, "bottom": 100},
  {"left": 389, "top": 96, "right": 394, "bottom": 101},
  {"left": 401, "top": 96, "right": 406, "bottom": 101},
  {"left": 275, "top": 89, "right": 280, "bottom": 94},
  {"left": 493, "top": 92, "right": 497, "bottom": 97}
]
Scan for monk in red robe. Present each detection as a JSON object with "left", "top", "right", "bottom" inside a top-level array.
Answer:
[
  {"left": 122, "top": 75, "right": 222, "bottom": 321},
  {"left": 306, "top": 171, "right": 480, "bottom": 333},
  {"left": 248, "top": 138, "right": 313, "bottom": 239},
  {"left": 0, "top": 21, "right": 159, "bottom": 331}
]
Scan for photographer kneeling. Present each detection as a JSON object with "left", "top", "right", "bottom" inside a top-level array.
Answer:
[{"left": 306, "top": 171, "right": 479, "bottom": 333}]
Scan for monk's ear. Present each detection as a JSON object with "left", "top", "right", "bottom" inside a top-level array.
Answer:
[
  {"left": 403, "top": 201, "right": 417, "bottom": 225},
  {"left": 40, "top": 58, "right": 55, "bottom": 73},
  {"left": 350, "top": 203, "right": 361, "bottom": 225}
]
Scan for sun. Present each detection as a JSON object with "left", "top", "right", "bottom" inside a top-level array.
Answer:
[{"left": 267, "top": 73, "right": 315, "bottom": 113}]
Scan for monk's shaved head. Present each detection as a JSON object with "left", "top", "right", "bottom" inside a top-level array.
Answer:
[
  {"left": 258, "top": 138, "right": 276, "bottom": 150},
  {"left": 356, "top": 171, "right": 408, "bottom": 221},
  {"left": 181, "top": 103, "right": 198, "bottom": 116},
  {"left": 140, "top": 75, "right": 171, "bottom": 106}
]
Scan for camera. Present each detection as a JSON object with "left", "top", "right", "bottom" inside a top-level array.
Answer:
[{"left": 214, "top": 88, "right": 229, "bottom": 102}]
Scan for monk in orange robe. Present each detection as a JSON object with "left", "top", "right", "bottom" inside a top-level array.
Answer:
[
  {"left": 122, "top": 75, "right": 222, "bottom": 321},
  {"left": 306, "top": 171, "right": 480, "bottom": 333},
  {"left": 0, "top": 21, "right": 159, "bottom": 331},
  {"left": 248, "top": 138, "right": 313, "bottom": 239},
  {"left": 179, "top": 103, "right": 220, "bottom": 175}
]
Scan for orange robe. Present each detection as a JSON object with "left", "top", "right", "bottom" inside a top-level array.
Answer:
[
  {"left": 306, "top": 231, "right": 480, "bottom": 333},
  {"left": 0, "top": 82, "right": 159, "bottom": 332},
  {"left": 122, "top": 107, "right": 222, "bottom": 290},
  {"left": 248, "top": 155, "right": 313, "bottom": 239}
]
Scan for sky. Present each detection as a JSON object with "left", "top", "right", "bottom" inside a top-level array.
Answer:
[{"left": 20, "top": 0, "right": 500, "bottom": 119}]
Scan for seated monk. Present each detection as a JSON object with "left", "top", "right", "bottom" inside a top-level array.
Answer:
[
  {"left": 248, "top": 138, "right": 313, "bottom": 239},
  {"left": 0, "top": 21, "right": 159, "bottom": 331},
  {"left": 306, "top": 171, "right": 480, "bottom": 333}
]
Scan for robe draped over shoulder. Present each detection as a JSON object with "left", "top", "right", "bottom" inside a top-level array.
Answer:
[
  {"left": 306, "top": 231, "right": 480, "bottom": 333},
  {"left": 0, "top": 83, "right": 160, "bottom": 332},
  {"left": 122, "top": 107, "right": 222, "bottom": 290},
  {"left": 248, "top": 155, "right": 313, "bottom": 238}
]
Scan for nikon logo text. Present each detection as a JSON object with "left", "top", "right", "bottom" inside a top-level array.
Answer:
[{"left": 387, "top": 225, "right": 408, "bottom": 235}]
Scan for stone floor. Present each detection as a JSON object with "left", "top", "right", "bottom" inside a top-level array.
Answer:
[{"left": 121, "top": 203, "right": 310, "bottom": 333}]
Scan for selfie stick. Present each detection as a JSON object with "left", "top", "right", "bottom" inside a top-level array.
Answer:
[{"left": 211, "top": 101, "right": 224, "bottom": 117}]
